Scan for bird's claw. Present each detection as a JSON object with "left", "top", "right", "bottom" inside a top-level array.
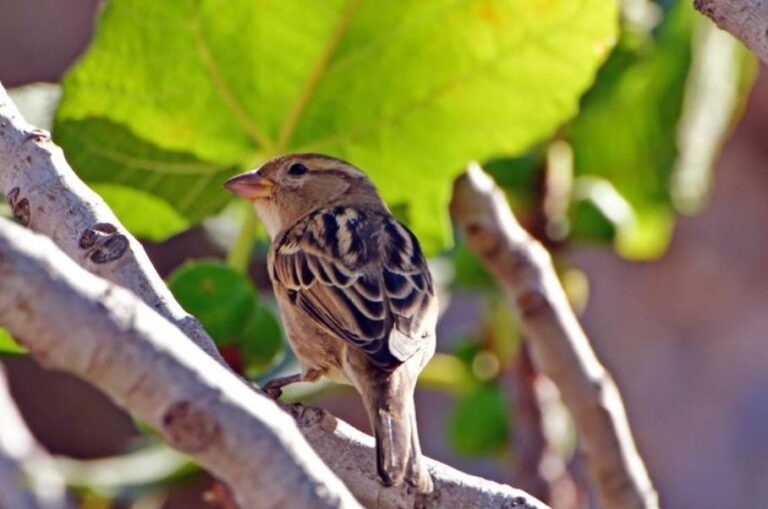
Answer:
[{"left": 262, "top": 381, "right": 285, "bottom": 400}]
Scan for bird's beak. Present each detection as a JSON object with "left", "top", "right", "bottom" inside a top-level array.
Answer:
[{"left": 224, "top": 171, "right": 275, "bottom": 200}]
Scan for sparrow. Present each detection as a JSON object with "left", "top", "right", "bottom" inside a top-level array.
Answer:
[{"left": 225, "top": 154, "right": 437, "bottom": 493}]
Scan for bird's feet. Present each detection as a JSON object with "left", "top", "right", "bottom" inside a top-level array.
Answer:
[{"left": 262, "top": 373, "right": 303, "bottom": 400}]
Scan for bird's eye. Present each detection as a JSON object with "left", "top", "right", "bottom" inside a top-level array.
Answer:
[{"left": 288, "top": 163, "right": 308, "bottom": 176}]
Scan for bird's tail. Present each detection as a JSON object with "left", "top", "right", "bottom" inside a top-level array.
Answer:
[{"left": 362, "top": 368, "right": 433, "bottom": 493}]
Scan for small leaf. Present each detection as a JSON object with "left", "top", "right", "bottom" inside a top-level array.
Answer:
[
  {"left": 241, "top": 304, "right": 283, "bottom": 376},
  {"left": 168, "top": 260, "right": 255, "bottom": 346},
  {"left": 448, "top": 383, "right": 509, "bottom": 456},
  {"left": 0, "top": 328, "right": 26, "bottom": 355}
]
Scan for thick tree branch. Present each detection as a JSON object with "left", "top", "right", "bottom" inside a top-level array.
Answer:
[
  {"left": 0, "top": 365, "right": 68, "bottom": 509},
  {"left": 0, "top": 218, "right": 360, "bottom": 509},
  {"left": 0, "top": 82, "right": 222, "bottom": 363},
  {"left": 450, "top": 164, "right": 660, "bottom": 509},
  {"left": 0, "top": 217, "right": 549, "bottom": 509},
  {"left": 289, "top": 401, "right": 548, "bottom": 509},
  {"left": 694, "top": 0, "right": 768, "bottom": 63}
]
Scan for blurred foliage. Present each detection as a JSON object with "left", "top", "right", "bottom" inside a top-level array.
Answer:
[
  {"left": 0, "top": 328, "right": 25, "bottom": 355},
  {"left": 168, "top": 260, "right": 282, "bottom": 375},
  {"left": 56, "top": 444, "right": 195, "bottom": 499},
  {"left": 569, "top": 1, "right": 755, "bottom": 258},
  {"left": 444, "top": 297, "right": 520, "bottom": 455},
  {"left": 449, "top": 383, "right": 509, "bottom": 456},
  {"left": 54, "top": 0, "right": 617, "bottom": 253},
  {"left": 481, "top": 1, "right": 755, "bottom": 259}
]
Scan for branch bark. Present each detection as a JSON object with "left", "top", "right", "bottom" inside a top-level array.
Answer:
[
  {"left": 0, "top": 218, "right": 548, "bottom": 509},
  {"left": 694, "top": 0, "right": 768, "bottom": 63},
  {"left": 289, "top": 401, "right": 548, "bottom": 509},
  {"left": 450, "top": 164, "right": 660, "bottom": 509},
  {"left": 0, "top": 365, "right": 68, "bottom": 509},
  {"left": 0, "top": 82, "right": 222, "bottom": 363},
  {"left": 0, "top": 218, "right": 361, "bottom": 509},
  {"left": 0, "top": 84, "right": 549, "bottom": 509}
]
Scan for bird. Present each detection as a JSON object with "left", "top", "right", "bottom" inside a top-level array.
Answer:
[{"left": 225, "top": 153, "right": 437, "bottom": 493}]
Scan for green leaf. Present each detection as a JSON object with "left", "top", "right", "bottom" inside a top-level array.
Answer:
[
  {"left": 241, "top": 304, "right": 283, "bottom": 376},
  {"left": 167, "top": 260, "right": 283, "bottom": 372},
  {"left": 56, "top": 0, "right": 618, "bottom": 252},
  {"left": 168, "top": 260, "right": 255, "bottom": 346},
  {"left": 0, "top": 328, "right": 26, "bottom": 355},
  {"left": 91, "top": 184, "right": 189, "bottom": 241},
  {"left": 54, "top": 118, "right": 236, "bottom": 225},
  {"left": 448, "top": 383, "right": 509, "bottom": 456}
]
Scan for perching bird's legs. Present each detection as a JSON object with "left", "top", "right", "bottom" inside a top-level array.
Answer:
[
  {"left": 262, "top": 369, "right": 322, "bottom": 399},
  {"left": 262, "top": 373, "right": 303, "bottom": 399}
]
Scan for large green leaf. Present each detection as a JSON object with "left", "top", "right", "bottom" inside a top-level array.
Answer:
[
  {"left": 56, "top": 0, "right": 618, "bottom": 252},
  {"left": 54, "top": 118, "right": 235, "bottom": 226}
]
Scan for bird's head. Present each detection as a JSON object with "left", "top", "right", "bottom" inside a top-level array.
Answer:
[{"left": 225, "top": 153, "right": 381, "bottom": 238}]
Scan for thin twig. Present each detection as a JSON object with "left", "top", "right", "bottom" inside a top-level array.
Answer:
[{"left": 450, "top": 163, "right": 660, "bottom": 509}]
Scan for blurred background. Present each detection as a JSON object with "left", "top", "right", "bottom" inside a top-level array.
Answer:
[{"left": 1, "top": 1, "right": 766, "bottom": 508}]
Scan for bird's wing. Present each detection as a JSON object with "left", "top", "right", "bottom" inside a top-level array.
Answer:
[{"left": 272, "top": 206, "right": 435, "bottom": 369}]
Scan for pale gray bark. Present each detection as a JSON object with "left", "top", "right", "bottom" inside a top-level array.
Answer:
[
  {"left": 289, "top": 402, "right": 549, "bottom": 509},
  {"left": 694, "top": 0, "right": 768, "bottom": 63},
  {"left": 450, "top": 164, "right": 660, "bottom": 509},
  {"left": 0, "top": 218, "right": 361, "bottom": 509},
  {"left": 0, "top": 216, "right": 549, "bottom": 509}
]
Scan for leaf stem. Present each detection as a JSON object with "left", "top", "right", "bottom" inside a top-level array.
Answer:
[{"left": 226, "top": 203, "right": 257, "bottom": 273}]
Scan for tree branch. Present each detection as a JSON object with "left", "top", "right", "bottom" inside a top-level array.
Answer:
[
  {"left": 694, "top": 0, "right": 768, "bottom": 63},
  {"left": 288, "top": 400, "right": 548, "bottom": 509},
  {"left": 0, "top": 365, "right": 68, "bottom": 509},
  {"left": 0, "top": 218, "right": 361, "bottom": 509},
  {"left": 0, "top": 84, "right": 549, "bottom": 508},
  {"left": 0, "top": 218, "right": 549, "bottom": 509},
  {"left": 0, "top": 82, "right": 222, "bottom": 363},
  {"left": 450, "top": 164, "right": 660, "bottom": 509}
]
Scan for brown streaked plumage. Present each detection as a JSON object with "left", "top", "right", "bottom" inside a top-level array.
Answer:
[{"left": 225, "top": 153, "right": 437, "bottom": 492}]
